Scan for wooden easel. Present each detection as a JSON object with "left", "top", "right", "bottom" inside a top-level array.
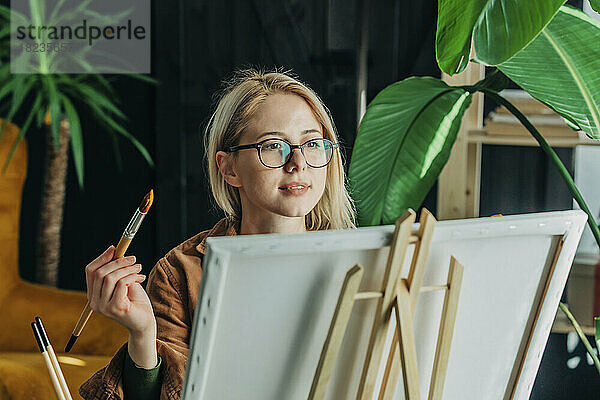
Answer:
[{"left": 308, "top": 208, "right": 464, "bottom": 400}]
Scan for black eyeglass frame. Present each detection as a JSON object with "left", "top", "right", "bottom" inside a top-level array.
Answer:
[{"left": 227, "top": 137, "right": 339, "bottom": 169}]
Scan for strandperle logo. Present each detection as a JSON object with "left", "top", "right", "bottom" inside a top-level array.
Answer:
[
  {"left": 16, "top": 20, "right": 147, "bottom": 46},
  {"left": 10, "top": 0, "right": 150, "bottom": 74}
]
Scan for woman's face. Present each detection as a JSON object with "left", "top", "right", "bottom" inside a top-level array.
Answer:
[{"left": 218, "top": 93, "right": 328, "bottom": 222}]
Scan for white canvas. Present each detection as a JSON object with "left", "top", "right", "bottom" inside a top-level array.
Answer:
[
  {"left": 573, "top": 145, "right": 600, "bottom": 256},
  {"left": 182, "top": 210, "right": 586, "bottom": 400}
]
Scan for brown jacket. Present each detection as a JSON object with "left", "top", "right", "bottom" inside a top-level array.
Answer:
[{"left": 79, "top": 217, "right": 240, "bottom": 400}]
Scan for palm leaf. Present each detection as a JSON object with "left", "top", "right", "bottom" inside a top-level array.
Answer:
[
  {"left": 436, "top": 0, "right": 565, "bottom": 75},
  {"left": 51, "top": 0, "right": 93, "bottom": 26},
  {"left": 0, "top": 23, "right": 10, "bottom": 41},
  {"left": 89, "top": 75, "right": 118, "bottom": 97},
  {"left": 48, "top": 0, "right": 68, "bottom": 24},
  {"left": 0, "top": 80, "right": 14, "bottom": 124},
  {"left": 2, "top": 92, "right": 41, "bottom": 172},
  {"left": 77, "top": 83, "right": 126, "bottom": 119},
  {"left": 348, "top": 77, "right": 471, "bottom": 226},
  {"left": 62, "top": 95, "right": 84, "bottom": 188},
  {"left": 5, "top": 75, "right": 32, "bottom": 121},
  {"left": 81, "top": 8, "right": 133, "bottom": 26},
  {"left": 86, "top": 100, "right": 154, "bottom": 167},
  {"left": 102, "top": 115, "right": 154, "bottom": 167},
  {"left": 498, "top": 6, "right": 600, "bottom": 139},
  {"left": 57, "top": 77, "right": 127, "bottom": 120},
  {"left": 35, "top": 104, "right": 46, "bottom": 128},
  {"left": 128, "top": 73, "right": 159, "bottom": 85},
  {"left": 44, "top": 75, "right": 62, "bottom": 148}
]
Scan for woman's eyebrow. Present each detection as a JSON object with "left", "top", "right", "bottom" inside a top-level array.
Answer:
[{"left": 256, "top": 129, "right": 321, "bottom": 140}]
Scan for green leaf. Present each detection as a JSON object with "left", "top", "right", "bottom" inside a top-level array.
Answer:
[
  {"left": 89, "top": 75, "right": 118, "bottom": 97},
  {"left": 470, "top": 68, "right": 511, "bottom": 93},
  {"left": 591, "top": 0, "right": 600, "bottom": 14},
  {"left": 498, "top": 6, "right": 600, "bottom": 139},
  {"left": 0, "top": 5, "right": 9, "bottom": 18},
  {"left": 35, "top": 106, "right": 46, "bottom": 128},
  {"left": 348, "top": 77, "right": 471, "bottom": 226},
  {"left": 44, "top": 75, "right": 62, "bottom": 148},
  {"left": 0, "top": 81, "right": 15, "bottom": 133},
  {"left": 70, "top": 81, "right": 126, "bottom": 120},
  {"left": 2, "top": 93, "right": 41, "bottom": 172},
  {"left": 436, "top": 0, "right": 485, "bottom": 74},
  {"left": 86, "top": 101, "right": 154, "bottom": 167},
  {"left": 5, "top": 75, "right": 34, "bottom": 123},
  {"left": 62, "top": 95, "right": 84, "bottom": 188},
  {"left": 81, "top": 8, "right": 133, "bottom": 26},
  {"left": 436, "top": 0, "right": 565, "bottom": 75},
  {"left": 128, "top": 73, "right": 159, "bottom": 85},
  {"left": 48, "top": 0, "right": 68, "bottom": 25}
]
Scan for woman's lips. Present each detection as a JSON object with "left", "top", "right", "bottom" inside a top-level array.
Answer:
[{"left": 279, "top": 185, "right": 310, "bottom": 196}]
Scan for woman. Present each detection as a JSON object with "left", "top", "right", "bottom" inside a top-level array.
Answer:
[{"left": 79, "top": 69, "right": 356, "bottom": 399}]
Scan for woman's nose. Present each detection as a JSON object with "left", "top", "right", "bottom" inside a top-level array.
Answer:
[{"left": 284, "top": 148, "right": 307, "bottom": 172}]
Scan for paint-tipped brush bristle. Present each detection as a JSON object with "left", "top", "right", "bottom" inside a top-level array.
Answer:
[{"left": 138, "top": 189, "right": 154, "bottom": 213}]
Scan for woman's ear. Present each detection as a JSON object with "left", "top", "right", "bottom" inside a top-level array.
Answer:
[{"left": 216, "top": 151, "right": 243, "bottom": 188}]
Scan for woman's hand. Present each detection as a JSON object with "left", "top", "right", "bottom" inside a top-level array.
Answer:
[{"left": 85, "top": 245, "right": 155, "bottom": 336}]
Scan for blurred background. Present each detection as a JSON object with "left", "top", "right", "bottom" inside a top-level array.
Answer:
[{"left": 9, "top": 0, "right": 599, "bottom": 397}]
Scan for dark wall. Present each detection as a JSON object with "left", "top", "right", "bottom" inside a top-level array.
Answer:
[{"left": 152, "top": 0, "right": 440, "bottom": 256}]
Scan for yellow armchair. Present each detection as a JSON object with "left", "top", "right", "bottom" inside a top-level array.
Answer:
[{"left": 0, "top": 120, "right": 128, "bottom": 399}]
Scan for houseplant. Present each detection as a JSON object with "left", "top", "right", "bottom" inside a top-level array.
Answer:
[
  {"left": 348, "top": 1, "right": 600, "bottom": 373},
  {"left": 0, "top": 2, "right": 154, "bottom": 286}
]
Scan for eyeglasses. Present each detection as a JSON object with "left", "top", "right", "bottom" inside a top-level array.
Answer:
[{"left": 227, "top": 138, "right": 338, "bottom": 168}]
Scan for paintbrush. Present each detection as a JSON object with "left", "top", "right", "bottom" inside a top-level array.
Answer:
[{"left": 65, "top": 189, "right": 154, "bottom": 352}]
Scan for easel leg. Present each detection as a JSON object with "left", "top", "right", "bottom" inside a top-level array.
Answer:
[
  {"left": 394, "top": 280, "right": 421, "bottom": 400},
  {"left": 380, "top": 259, "right": 464, "bottom": 400},
  {"left": 357, "top": 210, "right": 416, "bottom": 400},
  {"left": 408, "top": 209, "right": 436, "bottom": 314},
  {"left": 378, "top": 329, "right": 399, "bottom": 400},
  {"left": 379, "top": 210, "right": 437, "bottom": 399},
  {"left": 309, "top": 264, "right": 364, "bottom": 400},
  {"left": 428, "top": 257, "right": 463, "bottom": 400}
]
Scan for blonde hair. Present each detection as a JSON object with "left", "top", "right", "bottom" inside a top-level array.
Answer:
[{"left": 204, "top": 68, "right": 356, "bottom": 230}]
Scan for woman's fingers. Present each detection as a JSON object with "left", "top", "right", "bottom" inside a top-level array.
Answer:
[
  {"left": 89, "top": 255, "right": 136, "bottom": 310},
  {"left": 107, "top": 273, "right": 147, "bottom": 313},
  {"left": 85, "top": 245, "right": 115, "bottom": 292},
  {"left": 99, "top": 263, "right": 143, "bottom": 304}
]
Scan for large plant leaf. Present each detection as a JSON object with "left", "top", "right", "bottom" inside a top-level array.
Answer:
[
  {"left": 498, "top": 6, "right": 600, "bottom": 139},
  {"left": 348, "top": 77, "right": 471, "bottom": 226},
  {"left": 471, "top": 68, "right": 511, "bottom": 93},
  {"left": 436, "top": 0, "right": 565, "bottom": 75}
]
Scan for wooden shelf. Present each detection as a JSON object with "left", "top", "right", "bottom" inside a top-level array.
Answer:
[
  {"left": 468, "top": 128, "right": 600, "bottom": 147},
  {"left": 552, "top": 314, "right": 595, "bottom": 336}
]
